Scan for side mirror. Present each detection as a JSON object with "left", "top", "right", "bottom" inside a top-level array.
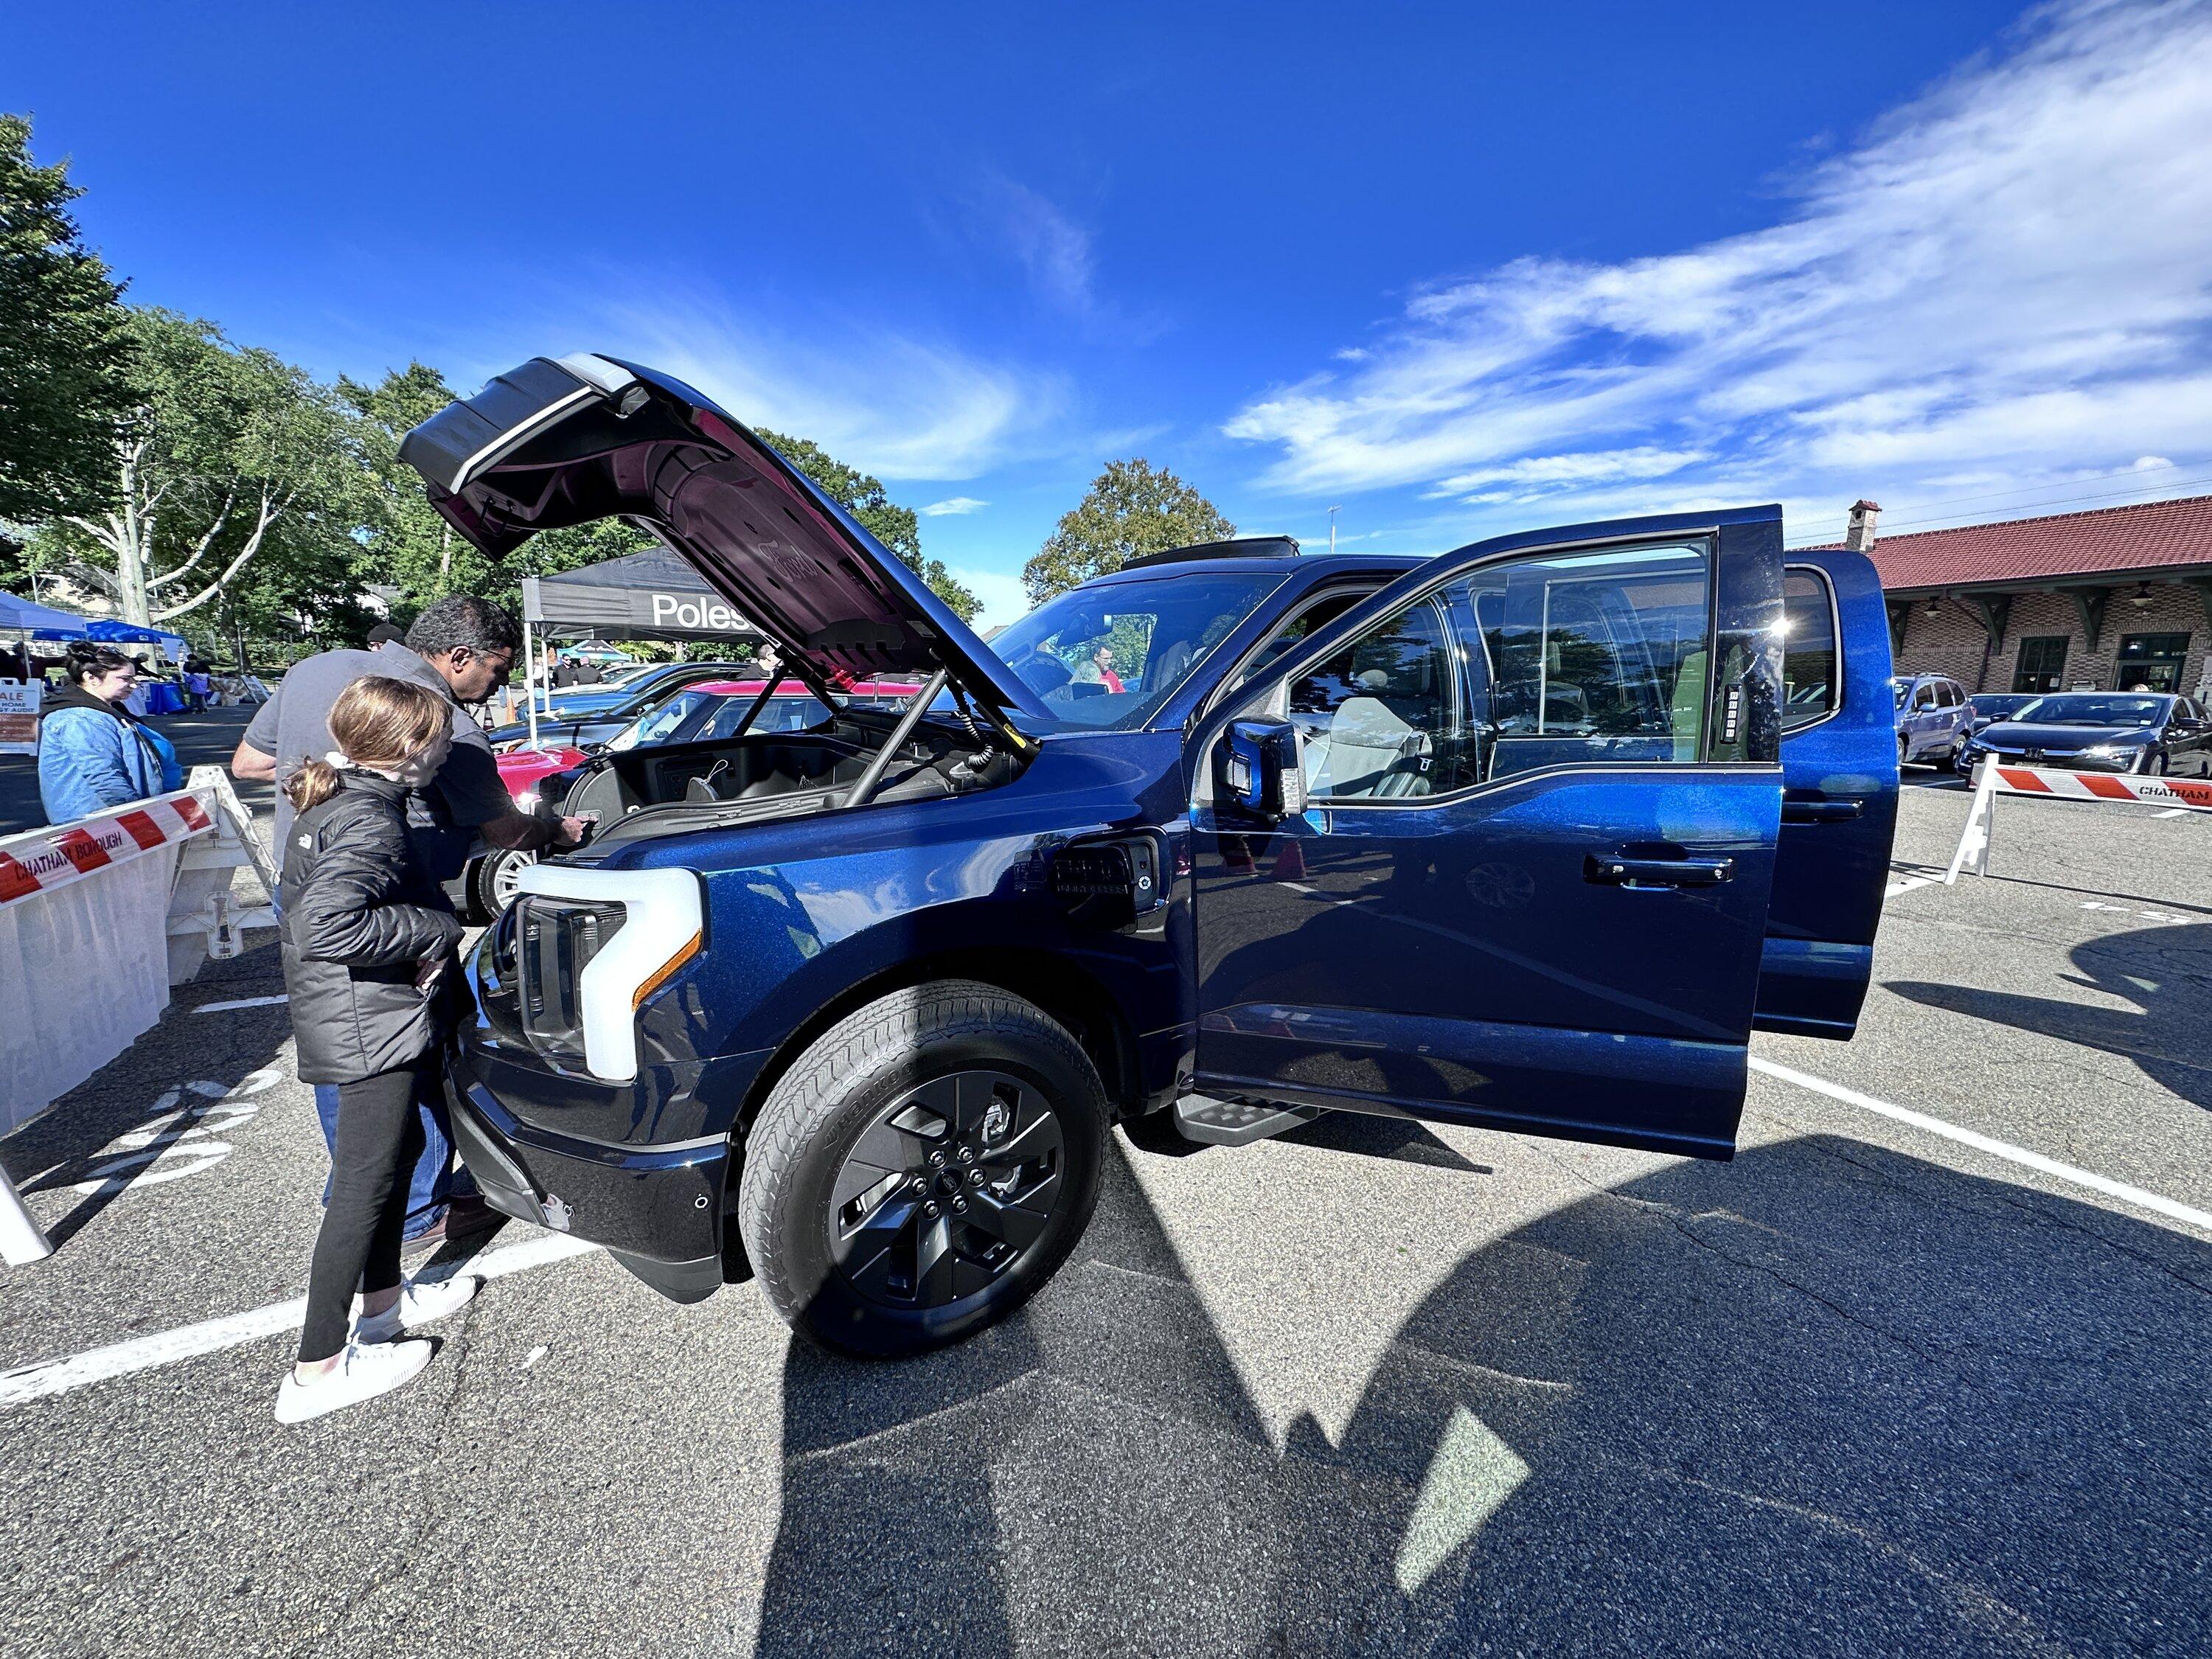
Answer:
[{"left": 1220, "top": 717, "right": 1305, "bottom": 820}]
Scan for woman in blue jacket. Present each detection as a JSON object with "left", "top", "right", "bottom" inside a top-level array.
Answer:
[{"left": 36, "top": 642, "right": 184, "bottom": 824}]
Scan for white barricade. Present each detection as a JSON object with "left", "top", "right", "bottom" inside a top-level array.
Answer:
[
  {"left": 0, "top": 767, "right": 275, "bottom": 1264},
  {"left": 1945, "top": 760, "right": 2212, "bottom": 883}
]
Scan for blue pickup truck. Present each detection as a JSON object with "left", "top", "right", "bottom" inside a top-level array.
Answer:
[{"left": 400, "top": 355, "right": 1898, "bottom": 1357}]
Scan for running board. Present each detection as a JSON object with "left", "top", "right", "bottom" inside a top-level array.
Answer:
[{"left": 1172, "top": 1095, "right": 1321, "bottom": 1148}]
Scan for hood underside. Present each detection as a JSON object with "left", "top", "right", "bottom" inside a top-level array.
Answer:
[{"left": 400, "top": 355, "right": 1045, "bottom": 720}]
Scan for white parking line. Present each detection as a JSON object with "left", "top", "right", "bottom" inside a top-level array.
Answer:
[
  {"left": 192, "top": 995, "right": 290, "bottom": 1014},
  {"left": 1749, "top": 1057, "right": 2212, "bottom": 1235},
  {"left": 2154, "top": 807, "right": 2189, "bottom": 818},
  {"left": 0, "top": 1232, "right": 600, "bottom": 1409}
]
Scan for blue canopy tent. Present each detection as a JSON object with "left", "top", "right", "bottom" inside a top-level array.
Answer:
[
  {"left": 85, "top": 617, "right": 190, "bottom": 658},
  {"left": 0, "top": 592, "right": 91, "bottom": 639}
]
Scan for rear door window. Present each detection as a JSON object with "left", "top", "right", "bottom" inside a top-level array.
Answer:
[{"left": 1780, "top": 567, "right": 1839, "bottom": 731}]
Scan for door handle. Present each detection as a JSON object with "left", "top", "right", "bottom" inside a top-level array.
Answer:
[
  {"left": 1584, "top": 852, "right": 1735, "bottom": 888},
  {"left": 1781, "top": 797, "right": 1863, "bottom": 824}
]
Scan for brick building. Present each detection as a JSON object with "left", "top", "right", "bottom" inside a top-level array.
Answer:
[{"left": 1835, "top": 494, "right": 2212, "bottom": 698}]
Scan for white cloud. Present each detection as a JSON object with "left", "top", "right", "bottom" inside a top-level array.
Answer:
[
  {"left": 1225, "top": 1, "right": 2212, "bottom": 533},
  {"left": 990, "top": 178, "right": 1099, "bottom": 316},
  {"left": 581, "top": 291, "right": 1068, "bottom": 481},
  {"left": 921, "top": 496, "right": 990, "bottom": 516}
]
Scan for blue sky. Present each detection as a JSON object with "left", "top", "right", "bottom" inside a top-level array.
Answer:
[{"left": 13, "top": 1, "right": 2212, "bottom": 627}]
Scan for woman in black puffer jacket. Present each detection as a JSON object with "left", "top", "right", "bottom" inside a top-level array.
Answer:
[{"left": 273, "top": 675, "right": 485, "bottom": 1425}]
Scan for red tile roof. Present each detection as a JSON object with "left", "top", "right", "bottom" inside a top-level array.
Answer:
[{"left": 1820, "top": 493, "right": 2212, "bottom": 591}]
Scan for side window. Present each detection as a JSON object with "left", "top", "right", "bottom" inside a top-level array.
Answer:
[
  {"left": 1912, "top": 683, "right": 1936, "bottom": 710},
  {"left": 1780, "top": 568, "right": 1839, "bottom": 731},
  {"left": 1227, "top": 587, "right": 1375, "bottom": 696},
  {"left": 1285, "top": 599, "right": 1462, "bottom": 801},
  {"left": 1470, "top": 540, "right": 1712, "bottom": 777},
  {"left": 1257, "top": 538, "right": 1714, "bottom": 801},
  {"left": 1935, "top": 681, "right": 1960, "bottom": 708}
]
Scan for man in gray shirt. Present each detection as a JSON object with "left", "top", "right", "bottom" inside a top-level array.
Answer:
[{"left": 233, "top": 596, "right": 586, "bottom": 1249}]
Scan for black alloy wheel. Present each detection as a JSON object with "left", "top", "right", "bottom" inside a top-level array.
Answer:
[
  {"left": 827, "top": 1071, "right": 1066, "bottom": 1309},
  {"left": 737, "top": 980, "right": 1106, "bottom": 1357}
]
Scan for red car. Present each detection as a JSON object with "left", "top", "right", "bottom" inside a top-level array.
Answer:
[{"left": 472, "top": 678, "right": 920, "bottom": 915}]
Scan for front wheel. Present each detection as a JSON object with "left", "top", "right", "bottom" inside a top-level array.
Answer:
[
  {"left": 737, "top": 980, "right": 1107, "bottom": 1358},
  {"left": 2137, "top": 749, "right": 2168, "bottom": 776},
  {"left": 472, "top": 847, "right": 538, "bottom": 919}
]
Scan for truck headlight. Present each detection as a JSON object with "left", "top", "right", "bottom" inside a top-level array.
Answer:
[
  {"left": 2078, "top": 743, "right": 2132, "bottom": 761},
  {"left": 512, "top": 866, "right": 703, "bottom": 1081}
]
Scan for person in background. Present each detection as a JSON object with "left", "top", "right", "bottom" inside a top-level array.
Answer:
[
  {"left": 36, "top": 641, "right": 184, "bottom": 824},
  {"left": 232, "top": 596, "right": 588, "bottom": 1251},
  {"left": 366, "top": 623, "right": 405, "bottom": 648},
  {"left": 272, "top": 675, "right": 484, "bottom": 1422},
  {"left": 181, "top": 655, "right": 215, "bottom": 713},
  {"left": 1093, "top": 644, "right": 1124, "bottom": 694}
]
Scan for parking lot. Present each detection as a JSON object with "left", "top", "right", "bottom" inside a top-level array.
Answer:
[{"left": 2, "top": 764, "right": 2208, "bottom": 1657}]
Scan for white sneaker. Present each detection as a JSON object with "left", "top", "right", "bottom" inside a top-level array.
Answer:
[
  {"left": 352, "top": 1274, "right": 482, "bottom": 1343},
  {"left": 274, "top": 1338, "right": 434, "bottom": 1425}
]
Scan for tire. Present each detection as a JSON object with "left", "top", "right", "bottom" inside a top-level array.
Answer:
[
  {"left": 737, "top": 980, "right": 1107, "bottom": 1358},
  {"left": 2137, "top": 750, "right": 2168, "bottom": 776},
  {"left": 472, "top": 847, "right": 538, "bottom": 919},
  {"left": 1897, "top": 733, "right": 1911, "bottom": 770}
]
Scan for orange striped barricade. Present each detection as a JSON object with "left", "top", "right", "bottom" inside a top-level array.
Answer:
[
  {"left": 0, "top": 774, "right": 276, "bottom": 1265},
  {"left": 1944, "top": 759, "right": 2212, "bottom": 884}
]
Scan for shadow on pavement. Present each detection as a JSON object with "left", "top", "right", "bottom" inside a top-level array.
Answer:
[
  {"left": 754, "top": 1130, "right": 2210, "bottom": 1655},
  {"left": 1888, "top": 920, "right": 2212, "bottom": 1110}
]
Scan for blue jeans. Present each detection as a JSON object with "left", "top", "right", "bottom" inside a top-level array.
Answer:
[{"left": 312, "top": 1075, "right": 474, "bottom": 1242}]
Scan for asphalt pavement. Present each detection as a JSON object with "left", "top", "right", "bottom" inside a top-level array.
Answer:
[{"left": 1, "top": 768, "right": 2208, "bottom": 1656}]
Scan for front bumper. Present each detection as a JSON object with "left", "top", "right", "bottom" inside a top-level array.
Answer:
[
  {"left": 1963, "top": 747, "right": 2146, "bottom": 775},
  {"left": 445, "top": 1046, "right": 731, "bottom": 1302}
]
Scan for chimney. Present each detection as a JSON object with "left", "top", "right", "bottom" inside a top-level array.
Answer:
[{"left": 1845, "top": 499, "right": 1881, "bottom": 552}]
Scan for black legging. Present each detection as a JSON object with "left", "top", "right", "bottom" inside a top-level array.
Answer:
[{"left": 298, "top": 1062, "right": 431, "bottom": 1363}]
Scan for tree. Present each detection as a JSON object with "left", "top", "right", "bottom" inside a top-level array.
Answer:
[
  {"left": 1024, "top": 459, "right": 1234, "bottom": 601},
  {"left": 341, "top": 362, "right": 486, "bottom": 600},
  {"left": 38, "top": 309, "right": 374, "bottom": 627},
  {"left": 0, "top": 114, "right": 136, "bottom": 526},
  {"left": 760, "top": 428, "right": 981, "bottom": 622}
]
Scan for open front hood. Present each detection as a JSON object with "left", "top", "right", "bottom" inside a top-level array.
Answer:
[{"left": 399, "top": 355, "right": 1046, "bottom": 720}]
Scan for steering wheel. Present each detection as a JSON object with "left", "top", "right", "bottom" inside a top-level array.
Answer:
[{"left": 1013, "top": 651, "right": 1074, "bottom": 698}]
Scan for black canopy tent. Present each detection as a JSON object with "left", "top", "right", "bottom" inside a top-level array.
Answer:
[
  {"left": 513, "top": 544, "right": 765, "bottom": 742},
  {"left": 520, "top": 544, "right": 767, "bottom": 644}
]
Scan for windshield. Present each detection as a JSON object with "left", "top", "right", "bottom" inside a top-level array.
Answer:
[
  {"left": 987, "top": 571, "right": 1285, "bottom": 728},
  {"left": 2011, "top": 694, "right": 2167, "bottom": 727},
  {"left": 1889, "top": 678, "right": 1911, "bottom": 709},
  {"left": 1970, "top": 695, "right": 2034, "bottom": 715},
  {"left": 607, "top": 689, "right": 714, "bottom": 751}
]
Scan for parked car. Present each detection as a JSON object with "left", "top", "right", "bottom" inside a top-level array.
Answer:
[
  {"left": 484, "top": 659, "right": 748, "bottom": 750},
  {"left": 1956, "top": 691, "right": 2212, "bottom": 776},
  {"left": 400, "top": 354, "right": 1896, "bottom": 1359},
  {"left": 466, "top": 678, "right": 922, "bottom": 917},
  {"left": 1891, "top": 672, "right": 1969, "bottom": 768},
  {"left": 1961, "top": 692, "right": 2039, "bottom": 737}
]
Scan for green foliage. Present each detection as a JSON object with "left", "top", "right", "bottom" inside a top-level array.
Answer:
[
  {"left": 38, "top": 308, "right": 376, "bottom": 630},
  {"left": 0, "top": 113, "right": 136, "bottom": 526},
  {"left": 341, "top": 362, "right": 493, "bottom": 602},
  {"left": 760, "top": 427, "right": 981, "bottom": 622},
  {"left": 1024, "top": 458, "right": 1234, "bottom": 602}
]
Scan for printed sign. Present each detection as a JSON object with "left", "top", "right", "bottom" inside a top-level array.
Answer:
[{"left": 0, "top": 679, "right": 40, "bottom": 757}]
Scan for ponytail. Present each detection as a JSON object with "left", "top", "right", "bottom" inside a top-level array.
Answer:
[{"left": 285, "top": 757, "right": 344, "bottom": 813}]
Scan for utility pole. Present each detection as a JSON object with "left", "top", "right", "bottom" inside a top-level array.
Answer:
[{"left": 1328, "top": 505, "right": 1341, "bottom": 554}]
